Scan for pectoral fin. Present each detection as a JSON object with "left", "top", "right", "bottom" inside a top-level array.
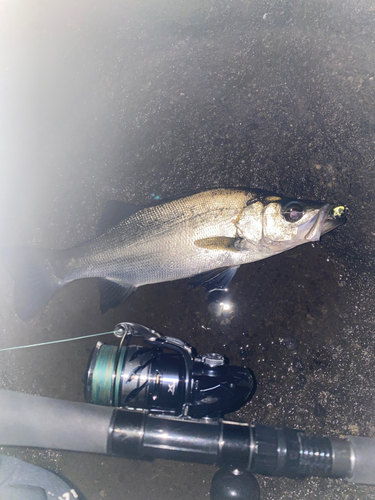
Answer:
[{"left": 194, "top": 237, "right": 240, "bottom": 251}]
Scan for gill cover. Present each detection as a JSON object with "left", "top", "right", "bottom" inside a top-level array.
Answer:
[{"left": 236, "top": 196, "right": 344, "bottom": 249}]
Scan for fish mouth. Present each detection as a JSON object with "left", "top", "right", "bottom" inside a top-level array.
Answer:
[
  {"left": 305, "top": 204, "right": 347, "bottom": 241},
  {"left": 321, "top": 210, "right": 347, "bottom": 235}
]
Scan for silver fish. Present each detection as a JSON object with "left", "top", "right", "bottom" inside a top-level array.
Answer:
[{"left": 3, "top": 188, "right": 346, "bottom": 320}]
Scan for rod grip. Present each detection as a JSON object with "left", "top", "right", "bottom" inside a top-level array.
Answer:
[
  {"left": 0, "top": 389, "right": 114, "bottom": 453},
  {"left": 345, "top": 436, "right": 375, "bottom": 485}
]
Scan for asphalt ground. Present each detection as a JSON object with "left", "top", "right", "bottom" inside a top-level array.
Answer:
[{"left": 0, "top": 1, "right": 375, "bottom": 499}]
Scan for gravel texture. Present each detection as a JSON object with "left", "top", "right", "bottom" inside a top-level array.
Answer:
[{"left": 1, "top": 1, "right": 375, "bottom": 499}]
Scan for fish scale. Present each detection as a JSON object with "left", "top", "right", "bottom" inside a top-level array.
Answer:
[{"left": 62, "top": 189, "right": 250, "bottom": 284}]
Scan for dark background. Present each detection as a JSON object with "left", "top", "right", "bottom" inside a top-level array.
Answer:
[{"left": 1, "top": 0, "right": 375, "bottom": 498}]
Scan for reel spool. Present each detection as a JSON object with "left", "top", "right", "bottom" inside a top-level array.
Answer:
[{"left": 84, "top": 322, "right": 255, "bottom": 419}]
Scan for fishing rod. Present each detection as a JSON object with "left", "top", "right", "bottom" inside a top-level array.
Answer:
[{"left": 1, "top": 323, "right": 374, "bottom": 500}]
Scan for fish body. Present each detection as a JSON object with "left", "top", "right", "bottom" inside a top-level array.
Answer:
[{"left": 3, "top": 188, "right": 347, "bottom": 320}]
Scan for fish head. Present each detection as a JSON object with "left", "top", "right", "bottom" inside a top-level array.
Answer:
[{"left": 238, "top": 192, "right": 347, "bottom": 253}]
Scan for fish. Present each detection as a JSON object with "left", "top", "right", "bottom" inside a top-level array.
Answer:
[{"left": 2, "top": 188, "right": 347, "bottom": 320}]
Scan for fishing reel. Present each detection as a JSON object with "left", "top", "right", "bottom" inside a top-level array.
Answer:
[{"left": 84, "top": 322, "right": 255, "bottom": 419}]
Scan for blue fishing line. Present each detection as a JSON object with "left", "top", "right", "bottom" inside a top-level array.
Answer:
[
  {"left": 0, "top": 331, "right": 115, "bottom": 352},
  {"left": 91, "top": 344, "right": 117, "bottom": 405},
  {"left": 114, "top": 347, "right": 127, "bottom": 407}
]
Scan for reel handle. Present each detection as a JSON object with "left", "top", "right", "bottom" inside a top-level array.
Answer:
[{"left": 210, "top": 469, "right": 260, "bottom": 500}]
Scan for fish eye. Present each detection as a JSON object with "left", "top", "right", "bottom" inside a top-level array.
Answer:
[{"left": 282, "top": 202, "right": 304, "bottom": 223}]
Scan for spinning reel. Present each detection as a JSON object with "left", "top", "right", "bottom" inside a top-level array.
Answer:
[
  {"left": 79, "top": 323, "right": 374, "bottom": 500},
  {"left": 84, "top": 322, "right": 255, "bottom": 419}
]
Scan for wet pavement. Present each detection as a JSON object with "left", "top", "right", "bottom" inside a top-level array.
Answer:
[{"left": 1, "top": 0, "right": 375, "bottom": 499}]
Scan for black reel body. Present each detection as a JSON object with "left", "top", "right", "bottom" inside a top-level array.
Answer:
[{"left": 84, "top": 323, "right": 255, "bottom": 419}]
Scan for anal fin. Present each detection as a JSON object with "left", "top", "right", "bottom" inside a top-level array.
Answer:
[{"left": 97, "top": 278, "right": 136, "bottom": 314}]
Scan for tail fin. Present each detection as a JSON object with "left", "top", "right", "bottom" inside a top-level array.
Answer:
[{"left": 2, "top": 248, "right": 64, "bottom": 320}]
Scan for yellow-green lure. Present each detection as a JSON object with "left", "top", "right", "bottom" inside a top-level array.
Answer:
[{"left": 331, "top": 206, "right": 346, "bottom": 218}]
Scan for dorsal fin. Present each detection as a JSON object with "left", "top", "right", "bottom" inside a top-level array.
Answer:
[{"left": 96, "top": 201, "right": 142, "bottom": 237}]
